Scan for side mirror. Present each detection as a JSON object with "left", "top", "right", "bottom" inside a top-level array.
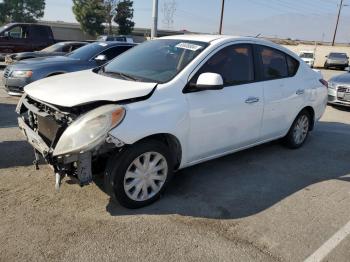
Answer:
[
  {"left": 325, "top": 55, "right": 328, "bottom": 58},
  {"left": 95, "top": 54, "right": 107, "bottom": 63},
  {"left": 3, "top": 31, "right": 10, "bottom": 38},
  {"left": 196, "top": 73, "right": 224, "bottom": 90}
]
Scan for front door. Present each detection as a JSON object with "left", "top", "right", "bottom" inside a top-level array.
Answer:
[{"left": 185, "top": 44, "right": 264, "bottom": 163}]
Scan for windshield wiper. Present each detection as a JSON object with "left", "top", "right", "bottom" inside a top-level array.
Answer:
[{"left": 103, "top": 71, "right": 140, "bottom": 81}]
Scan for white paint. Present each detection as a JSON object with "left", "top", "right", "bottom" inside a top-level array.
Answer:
[{"left": 304, "top": 220, "right": 350, "bottom": 262}]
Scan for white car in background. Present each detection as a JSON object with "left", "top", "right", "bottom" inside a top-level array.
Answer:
[
  {"left": 299, "top": 50, "right": 315, "bottom": 68},
  {"left": 17, "top": 35, "right": 328, "bottom": 208}
]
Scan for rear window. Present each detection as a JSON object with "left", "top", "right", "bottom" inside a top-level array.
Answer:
[
  {"left": 287, "top": 56, "right": 299, "bottom": 76},
  {"left": 257, "top": 45, "right": 299, "bottom": 80},
  {"left": 329, "top": 53, "right": 347, "bottom": 58},
  {"left": 257, "top": 46, "right": 288, "bottom": 80}
]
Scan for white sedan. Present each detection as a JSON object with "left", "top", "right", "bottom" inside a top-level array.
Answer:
[{"left": 17, "top": 35, "right": 328, "bottom": 208}]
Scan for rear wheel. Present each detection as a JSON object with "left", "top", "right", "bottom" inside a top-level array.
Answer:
[
  {"left": 283, "top": 111, "right": 311, "bottom": 149},
  {"left": 104, "top": 139, "right": 174, "bottom": 208}
]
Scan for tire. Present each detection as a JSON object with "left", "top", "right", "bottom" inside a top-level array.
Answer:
[
  {"left": 283, "top": 110, "right": 311, "bottom": 149},
  {"left": 104, "top": 139, "right": 174, "bottom": 208}
]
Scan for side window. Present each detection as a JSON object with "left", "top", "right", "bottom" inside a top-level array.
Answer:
[
  {"left": 286, "top": 55, "right": 299, "bottom": 77},
  {"left": 31, "top": 26, "right": 48, "bottom": 39},
  {"left": 7, "top": 26, "right": 28, "bottom": 39},
  {"left": 257, "top": 46, "right": 288, "bottom": 80},
  {"left": 192, "top": 44, "right": 254, "bottom": 86},
  {"left": 99, "top": 46, "right": 132, "bottom": 60},
  {"left": 62, "top": 45, "right": 72, "bottom": 53},
  {"left": 71, "top": 44, "right": 85, "bottom": 51}
]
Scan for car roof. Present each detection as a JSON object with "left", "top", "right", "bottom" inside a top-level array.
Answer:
[
  {"left": 94, "top": 41, "right": 136, "bottom": 46},
  {"left": 161, "top": 34, "right": 241, "bottom": 43}
]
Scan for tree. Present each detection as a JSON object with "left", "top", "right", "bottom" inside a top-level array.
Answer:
[
  {"left": 72, "top": 0, "right": 105, "bottom": 37},
  {"left": 114, "top": 0, "right": 134, "bottom": 35},
  {"left": 0, "top": 0, "right": 45, "bottom": 24},
  {"left": 103, "top": 0, "right": 117, "bottom": 35}
]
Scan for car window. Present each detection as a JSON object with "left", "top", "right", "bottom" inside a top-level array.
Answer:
[
  {"left": 31, "top": 26, "right": 48, "bottom": 39},
  {"left": 191, "top": 44, "right": 254, "bottom": 86},
  {"left": 286, "top": 55, "right": 299, "bottom": 77},
  {"left": 97, "top": 46, "right": 133, "bottom": 60},
  {"left": 62, "top": 44, "right": 73, "bottom": 53},
  {"left": 329, "top": 53, "right": 347, "bottom": 59},
  {"left": 7, "top": 26, "right": 28, "bottom": 39},
  {"left": 257, "top": 46, "right": 288, "bottom": 80}
]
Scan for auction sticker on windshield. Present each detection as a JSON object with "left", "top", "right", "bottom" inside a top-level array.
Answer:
[{"left": 175, "top": 42, "right": 203, "bottom": 51}]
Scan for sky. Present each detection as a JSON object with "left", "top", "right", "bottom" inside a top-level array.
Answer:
[{"left": 43, "top": 0, "right": 350, "bottom": 43}]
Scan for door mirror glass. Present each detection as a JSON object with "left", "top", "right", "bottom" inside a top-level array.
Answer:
[
  {"left": 196, "top": 73, "right": 224, "bottom": 90},
  {"left": 95, "top": 54, "right": 107, "bottom": 62},
  {"left": 94, "top": 54, "right": 108, "bottom": 64}
]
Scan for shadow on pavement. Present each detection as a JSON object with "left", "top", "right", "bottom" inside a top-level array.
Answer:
[
  {"left": 0, "top": 140, "right": 37, "bottom": 169},
  {"left": 103, "top": 121, "right": 350, "bottom": 219},
  {"left": 0, "top": 103, "right": 17, "bottom": 128}
]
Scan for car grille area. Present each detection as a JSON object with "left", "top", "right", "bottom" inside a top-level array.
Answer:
[
  {"left": 337, "top": 86, "right": 350, "bottom": 102},
  {"left": 3, "top": 67, "right": 11, "bottom": 78},
  {"left": 20, "top": 96, "right": 72, "bottom": 147}
]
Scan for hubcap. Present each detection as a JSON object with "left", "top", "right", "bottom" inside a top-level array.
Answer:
[
  {"left": 293, "top": 115, "right": 309, "bottom": 145},
  {"left": 124, "top": 152, "right": 168, "bottom": 202}
]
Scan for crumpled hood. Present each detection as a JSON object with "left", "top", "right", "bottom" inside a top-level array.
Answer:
[{"left": 24, "top": 70, "right": 157, "bottom": 107}]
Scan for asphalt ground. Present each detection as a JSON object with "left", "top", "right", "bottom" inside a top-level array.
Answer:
[{"left": 0, "top": 69, "right": 349, "bottom": 262}]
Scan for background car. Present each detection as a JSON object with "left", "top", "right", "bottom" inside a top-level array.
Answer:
[
  {"left": 97, "top": 35, "right": 134, "bottom": 43},
  {"left": 4, "top": 41, "right": 87, "bottom": 64},
  {"left": 328, "top": 72, "right": 350, "bottom": 107},
  {"left": 2, "top": 41, "right": 135, "bottom": 95},
  {"left": 299, "top": 50, "right": 315, "bottom": 68},
  {"left": 324, "top": 52, "right": 349, "bottom": 70}
]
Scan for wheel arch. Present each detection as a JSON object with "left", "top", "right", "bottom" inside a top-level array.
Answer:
[
  {"left": 133, "top": 133, "right": 182, "bottom": 170},
  {"left": 300, "top": 106, "right": 315, "bottom": 131}
]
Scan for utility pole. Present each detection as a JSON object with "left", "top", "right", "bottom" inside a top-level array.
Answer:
[
  {"left": 151, "top": 0, "right": 159, "bottom": 38},
  {"left": 332, "top": 0, "right": 344, "bottom": 46},
  {"left": 219, "top": 0, "right": 225, "bottom": 34}
]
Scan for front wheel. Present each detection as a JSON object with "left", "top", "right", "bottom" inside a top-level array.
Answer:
[
  {"left": 283, "top": 111, "right": 311, "bottom": 149},
  {"left": 104, "top": 139, "right": 174, "bottom": 208}
]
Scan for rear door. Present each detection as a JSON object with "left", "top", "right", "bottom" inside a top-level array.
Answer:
[
  {"left": 185, "top": 43, "right": 264, "bottom": 162},
  {"left": 255, "top": 45, "right": 303, "bottom": 140},
  {"left": 29, "top": 26, "right": 53, "bottom": 51}
]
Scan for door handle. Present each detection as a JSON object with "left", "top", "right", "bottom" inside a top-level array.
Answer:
[
  {"left": 296, "top": 89, "right": 305, "bottom": 95},
  {"left": 245, "top": 97, "right": 260, "bottom": 104}
]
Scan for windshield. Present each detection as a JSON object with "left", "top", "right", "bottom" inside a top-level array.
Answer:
[
  {"left": 300, "top": 53, "right": 314, "bottom": 59},
  {"left": 104, "top": 39, "right": 208, "bottom": 83},
  {"left": 41, "top": 43, "right": 65, "bottom": 52},
  {"left": 67, "top": 42, "right": 108, "bottom": 60},
  {"left": 329, "top": 53, "right": 347, "bottom": 59}
]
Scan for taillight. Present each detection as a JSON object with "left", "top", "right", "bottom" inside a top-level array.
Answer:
[{"left": 319, "top": 79, "right": 328, "bottom": 88}]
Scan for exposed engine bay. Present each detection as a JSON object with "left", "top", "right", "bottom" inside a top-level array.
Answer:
[{"left": 16, "top": 94, "right": 123, "bottom": 190}]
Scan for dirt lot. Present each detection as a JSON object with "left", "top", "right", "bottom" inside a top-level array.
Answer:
[{"left": 0, "top": 69, "right": 350, "bottom": 262}]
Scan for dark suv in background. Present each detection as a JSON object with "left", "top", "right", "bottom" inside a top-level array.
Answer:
[
  {"left": 324, "top": 52, "right": 349, "bottom": 70},
  {"left": 0, "top": 23, "right": 57, "bottom": 62}
]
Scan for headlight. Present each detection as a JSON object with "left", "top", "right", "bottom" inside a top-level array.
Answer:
[
  {"left": 53, "top": 105, "right": 125, "bottom": 156},
  {"left": 11, "top": 70, "right": 33, "bottom": 78},
  {"left": 328, "top": 81, "right": 336, "bottom": 89}
]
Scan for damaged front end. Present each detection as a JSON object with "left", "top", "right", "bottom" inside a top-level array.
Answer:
[{"left": 16, "top": 94, "right": 126, "bottom": 190}]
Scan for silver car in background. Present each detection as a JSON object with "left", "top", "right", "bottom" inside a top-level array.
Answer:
[
  {"left": 324, "top": 52, "right": 349, "bottom": 70},
  {"left": 328, "top": 72, "right": 350, "bottom": 107}
]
